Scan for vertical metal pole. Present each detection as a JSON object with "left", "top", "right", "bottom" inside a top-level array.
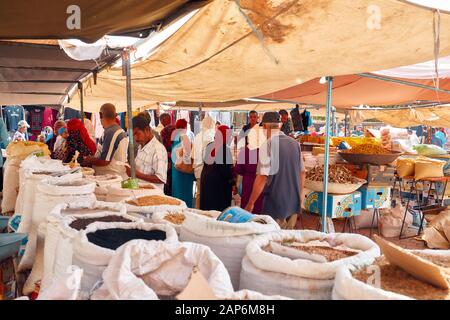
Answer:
[
  {"left": 199, "top": 103, "right": 203, "bottom": 132},
  {"left": 331, "top": 106, "right": 336, "bottom": 136},
  {"left": 344, "top": 112, "right": 348, "bottom": 137},
  {"left": 123, "top": 49, "right": 136, "bottom": 179},
  {"left": 321, "top": 76, "right": 333, "bottom": 233},
  {"left": 78, "top": 82, "right": 84, "bottom": 122}
]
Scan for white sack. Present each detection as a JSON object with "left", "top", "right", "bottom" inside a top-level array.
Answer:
[
  {"left": 180, "top": 213, "right": 280, "bottom": 290},
  {"left": 90, "top": 240, "right": 234, "bottom": 300}
]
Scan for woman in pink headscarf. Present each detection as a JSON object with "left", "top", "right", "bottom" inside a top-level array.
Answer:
[{"left": 200, "top": 125, "right": 234, "bottom": 211}]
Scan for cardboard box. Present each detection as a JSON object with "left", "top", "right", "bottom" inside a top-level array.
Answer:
[
  {"left": 359, "top": 186, "right": 391, "bottom": 209},
  {"left": 302, "top": 190, "right": 362, "bottom": 218}
]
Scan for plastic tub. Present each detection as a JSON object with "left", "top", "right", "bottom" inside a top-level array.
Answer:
[
  {"left": 0, "top": 233, "right": 27, "bottom": 261},
  {"left": 0, "top": 216, "right": 9, "bottom": 230}
]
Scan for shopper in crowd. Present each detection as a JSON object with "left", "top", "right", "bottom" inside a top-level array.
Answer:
[
  {"left": 160, "top": 113, "right": 176, "bottom": 195},
  {"left": 200, "top": 125, "right": 234, "bottom": 211},
  {"left": 124, "top": 115, "right": 167, "bottom": 191},
  {"left": 0, "top": 118, "right": 10, "bottom": 169},
  {"left": 52, "top": 127, "right": 69, "bottom": 161},
  {"left": 238, "top": 110, "right": 259, "bottom": 148},
  {"left": 191, "top": 114, "right": 216, "bottom": 208},
  {"left": 65, "top": 118, "right": 96, "bottom": 165},
  {"left": 432, "top": 127, "right": 447, "bottom": 148},
  {"left": 47, "top": 120, "right": 66, "bottom": 152},
  {"left": 83, "top": 103, "right": 128, "bottom": 178},
  {"left": 245, "top": 112, "right": 305, "bottom": 229},
  {"left": 13, "top": 120, "right": 30, "bottom": 141},
  {"left": 233, "top": 127, "right": 264, "bottom": 214},
  {"left": 279, "top": 109, "right": 293, "bottom": 136},
  {"left": 172, "top": 119, "right": 195, "bottom": 207}
]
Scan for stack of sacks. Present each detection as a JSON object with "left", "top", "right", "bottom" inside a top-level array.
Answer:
[
  {"left": 421, "top": 211, "right": 450, "bottom": 249},
  {"left": 333, "top": 249, "right": 450, "bottom": 300},
  {"left": 152, "top": 208, "right": 221, "bottom": 235},
  {"left": 40, "top": 200, "right": 142, "bottom": 292},
  {"left": 239, "top": 230, "right": 380, "bottom": 299},
  {"left": 380, "top": 203, "right": 413, "bottom": 238},
  {"left": 396, "top": 156, "right": 446, "bottom": 180},
  {"left": 1, "top": 141, "right": 51, "bottom": 214},
  {"left": 180, "top": 212, "right": 280, "bottom": 290},
  {"left": 105, "top": 182, "right": 164, "bottom": 203},
  {"left": 20, "top": 174, "right": 96, "bottom": 294},
  {"left": 72, "top": 222, "right": 178, "bottom": 298},
  {"left": 123, "top": 194, "right": 187, "bottom": 221},
  {"left": 85, "top": 174, "right": 122, "bottom": 201},
  {"left": 90, "top": 240, "right": 234, "bottom": 300}
]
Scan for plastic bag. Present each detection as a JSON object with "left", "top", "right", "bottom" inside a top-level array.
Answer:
[{"left": 413, "top": 144, "right": 447, "bottom": 156}]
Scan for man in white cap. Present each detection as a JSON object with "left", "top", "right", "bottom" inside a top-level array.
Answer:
[{"left": 13, "top": 120, "right": 30, "bottom": 141}]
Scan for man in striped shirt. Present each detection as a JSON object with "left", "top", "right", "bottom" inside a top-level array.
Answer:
[
  {"left": 83, "top": 103, "right": 128, "bottom": 178},
  {"left": 124, "top": 114, "right": 167, "bottom": 191}
]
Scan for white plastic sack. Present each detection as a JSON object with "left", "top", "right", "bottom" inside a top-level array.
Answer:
[
  {"left": 380, "top": 204, "right": 412, "bottom": 238},
  {"left": 90, "top": 240, "right": 234, "bottom": 300},
  {"left": 354, "top": 210, "right": 376, "bottom": 229},
  {"left": 180, "top": 213, "right": 280, "bottom": 290},
  {"left": 240, "top": 230, "right": 380, "bottom": 299},
  {"left": 72, "top": 221, "right": 178, "bottom": 298},
  {"left": 332, "top": 249, "right": 450, "bottom": 300},
  {"left": 1, "top": 157, "right": 21, "bottom": 213},
  {"left": 41, "top": 200, "right": 140, "bottom": 292},
  {"left": 218, "top": 289, "right": 292, "bottom": 300},
  {"left": 38, "top": 266, "right": 84, "bottom": 300},
  {"left": 105, "top": 182, "right": 164, "bottom": 203},
  {"left": 85, "top": 174, "right": 122, "bottom": 201},
  {"left": 20, "top": 175, "right": 96, "bottom": 295},
  {"left": 151, "top": 209, "right": 221, "bottom": 235}
]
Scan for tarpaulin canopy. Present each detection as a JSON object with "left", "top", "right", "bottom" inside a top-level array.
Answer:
[
  {"left": 0, "top": 41, "right": 119, "bottom": 106},
  {"left": 349, "top": 105, "right": 450, "bottom": 128},
  {"left": 0, "top": 0, "right": 198, "bottom": 42},
  {"left": 259, "top": 75, "right": 450, "bottom": 108},
  {"left": 78, "top": 0, "right": 450, "bottom": 104}
]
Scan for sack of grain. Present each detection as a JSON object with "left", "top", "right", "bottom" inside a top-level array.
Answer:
[
  {"left": 124, "top": 194, "right": 187, "bottom": 220},
  {"left": 1, "top": 142, "right": 51, "bottom": 214},
  {"left": 396, "top": 157, "right": 415, "bottom": 178},
  {"left": 20, "top": 175, "right": 96, "bottom": 294},
  {"left": 354, "top": 210, "right": 376, "bottom": 229},
  {"left": 40, "top": 200, "right": 142, "bottom": 292},
  {"left": 380, "top": 203, "right": 412, "bottom": 238},
  {"left": 180, "top": 213, "right": 280, "bottom": 290},
  {"left": 333, "top": 249, "right": 450, "bottom": 300},
  {"left": 90, "top": 240, "right": 234, "bottom": 300},
  {"left": 72, "top": 221, "right": 178, "bottom": 299},
  {"left": 240, "top": 230, "right": 380, "bottom": 299},
  {"left": 414, "top": 159, "right": 445, "bottom": 180},
  {"left": 105, "top": 182, "right": 163, "bottom": 203},
  {"left": 85, "top": 174, "right": 122, "bottom": 201},
  {"left": 152, "top": 209, "right": 221, "bottom": 235}
]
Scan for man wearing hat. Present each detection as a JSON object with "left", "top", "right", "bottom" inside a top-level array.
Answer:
[
  {"left": 13, "top": 120, "right": 30, "bottom": 141},
  {"left": 245, "top": 112, "right": 305, "bottom": 229}
]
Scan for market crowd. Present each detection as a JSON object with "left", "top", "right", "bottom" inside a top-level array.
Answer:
[{"left": 37, "top": 103, "right": 306, "bottom": 229}]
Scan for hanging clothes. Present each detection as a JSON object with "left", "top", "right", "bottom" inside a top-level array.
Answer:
[
  {"left": 28, "top": 106, "right": 45, "bottom": 133},
  {"left": 92, "top": 112, "right": 104, "bottom": 140},
  {"left": 64, "top": 107, "right": 81, "bottom": 120},
  {"left": 41, "top": 107, "right": 58, "bottom": 128},
  {"left": 290, "top": 106, "right": 305, "bottom": 132},
  {"left": 2, "top": 105, "right": 24, "bottom": 132},
  {"left": 301, "top": 109, "right": 312, "bottom": 134}
]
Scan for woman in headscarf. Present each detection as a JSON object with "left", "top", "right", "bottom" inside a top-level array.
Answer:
[
  {"left": 48, "top": 120, "right": 66, "bottom": 153},
  {"left": 200, "top": 125, "right": 234, "bottom": 211},
  {"left": 171, "top": 119, "right": 195, "bottom": 207},
  {"left": 65, "top": 118, "right": 96, "bottom": 165}
]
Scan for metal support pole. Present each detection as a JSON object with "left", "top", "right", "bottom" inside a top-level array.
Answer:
[
  {"left": 123, "top": 49, "right": 136, "bottom": 179},
  {"left": 344, "top": 112, "right": 348, "bottom": 137},
  {"left": 78, "top": 82, "right": 84, "bottom": 122},
  {"left": 331, "top": 106, "right": 337, "bottom": 136},
  {"left": 321, "top": 76, "right": 333, "bottom": 233}
]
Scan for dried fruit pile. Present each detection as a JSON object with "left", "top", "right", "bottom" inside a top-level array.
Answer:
[{"left": 306, "top": 165, "right": 361, "bottom": 184}]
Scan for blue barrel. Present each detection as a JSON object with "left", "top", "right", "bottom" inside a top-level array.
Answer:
[{"left": 217, "top": 206, "right": 254, "bottom": 223}]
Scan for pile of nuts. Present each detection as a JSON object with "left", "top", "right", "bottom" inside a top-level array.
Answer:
[{"left": 306, "top": 165, "right": 361, "bottom": 184}]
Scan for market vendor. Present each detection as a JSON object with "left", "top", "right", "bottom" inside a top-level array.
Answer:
[
  {"left": 238, "top": 110, "right": 259, "bottom": 148},
  {"left": 83, "top": 103, "right": 128, "bottom": 178},
  {"left": 279, "top": 109, "right": 293, "bottom": 136},
  {"left": 245, "top": 112, "right": 305, "bottom": 229},
  {"left": 13, "top": 120, "right": 29, "bottom": 141},
  {"left": 123, "top": 114, "right": 167, "bottom": 191}
]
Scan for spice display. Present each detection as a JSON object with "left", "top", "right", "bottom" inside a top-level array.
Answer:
[
  {"left": 353, "top": 254, "right": 450, "bottom": 300},
  {"left": 164, "top": 212, "right": 186, "bottom": 225},
  {"left": 126, "top": 195, "right": 181, "bottom": 206},
  {"left": 306, "top": 165, "right": 361, "bottom": 184},
  {"left": 343, "top": 143, "right": 390, "bottom": 155}
]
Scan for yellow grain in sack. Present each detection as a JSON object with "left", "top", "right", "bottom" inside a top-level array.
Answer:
[
  {"left": 396, "top": 157, "right": 415, "bottom": 178},
  {"left": 414, "top": 158, "right": 446, "bottom": 180}
]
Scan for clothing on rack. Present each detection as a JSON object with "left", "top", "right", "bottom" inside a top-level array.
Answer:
[
  {"left": 41, "top": 107, "right": 59, "bottom": 128},
  {"left": 2, "top": 105, "right": 25, "bottom": 132},
  {"left": 28, "top": 106, "right": 45, "bottom": 133},
  {"left": 301, "top": 109, "right": 312, "bottom": 133},
  {"left": 63, "top": 107, "right": 81, "bottom": 120},
  {"left": 290, "top": 106, "right": 305, "bottom": 132}
]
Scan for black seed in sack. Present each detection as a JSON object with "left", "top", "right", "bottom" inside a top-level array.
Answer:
[
  {"left": 69, "top": 216, "right": 132, "bottom": 231},
  {"left": 87, "top": 228, "right": 167, "bottom": 250}
]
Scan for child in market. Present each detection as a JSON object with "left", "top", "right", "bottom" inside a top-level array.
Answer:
[{"left": 53, "top": 127, "right": 68, "bottom": 152}]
